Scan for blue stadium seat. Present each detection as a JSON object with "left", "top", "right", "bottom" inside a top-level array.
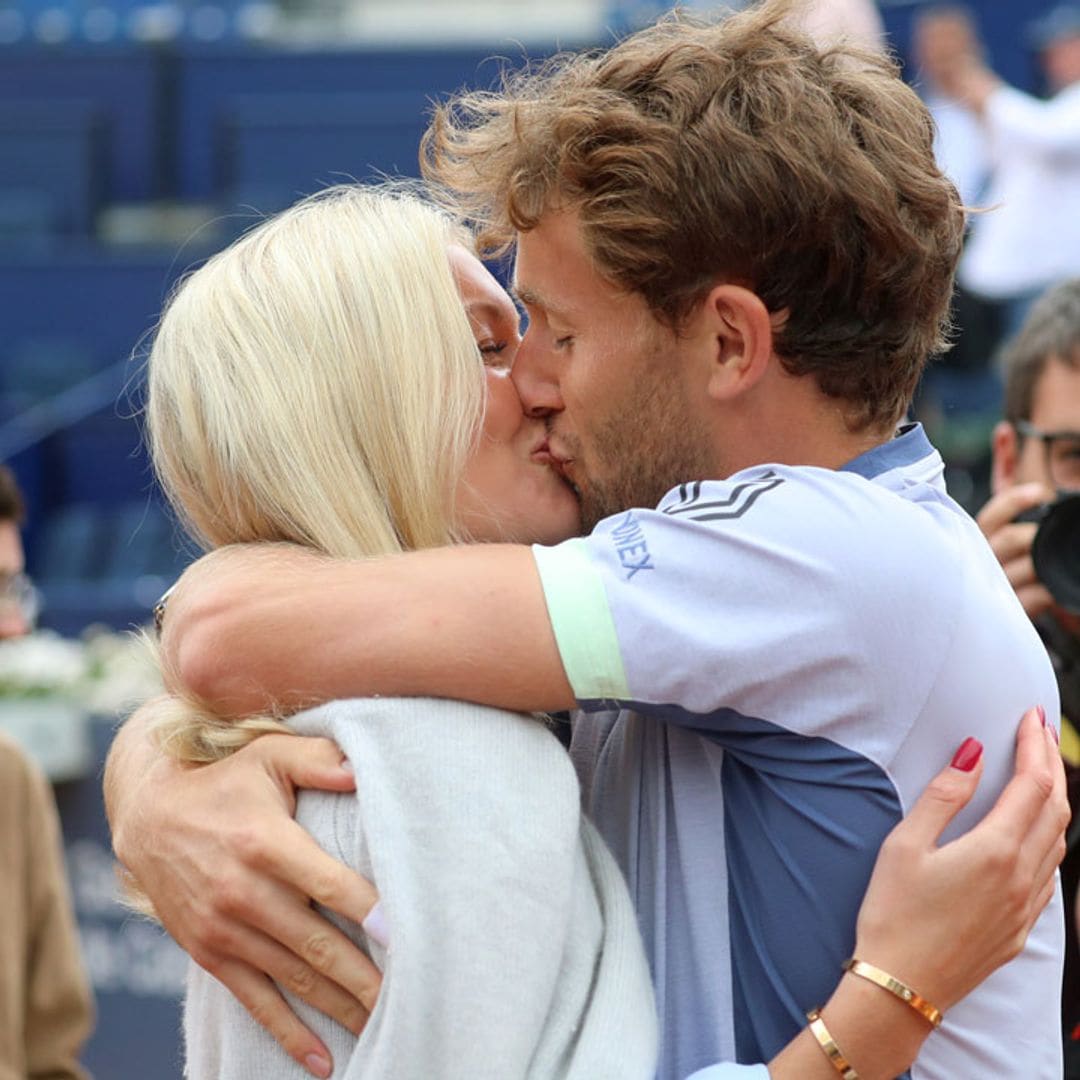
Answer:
[
  {"left": 175, "top": 46, "right": 510, "bottom": 200},
  {"left": 0, "top": 46, "right": 161, "bottom": 203},
  {"left": 52, "top": 413, "right": 152, "bottom": 506},
  {"left": 0, "top": 100, "right": 103, "bottom": 236},
  {"left": 0, "top": 190, "right": 57, "bottom": 249},
  {"left": 103, "top": 500, "right": 193, "bottom": 583},
  {"left": 32, "top": 503, "right": 110, "bottom": 583},
  {"left": 0, "top": 251, "right": 186, "bottom": 376},
  {"left": 217, "top": 91, "right": 430, "bottom": 213},
  {"left": 2, "top": 338, "right": 100, "bottom": 409},
  {"left": 31, "top": 500, "right": 192, "bottom": 635}
]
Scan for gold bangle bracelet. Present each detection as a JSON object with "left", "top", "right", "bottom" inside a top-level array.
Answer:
[
  {"left": 843, "top": 957, "right": 944, "bottom": 1028},
  {"left": 807, "top": 1008, "right": 859, "bottom": 1080}
]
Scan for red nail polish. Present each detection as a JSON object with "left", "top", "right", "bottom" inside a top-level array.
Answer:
[{"left": 950, "top": 737, "right": 983, "bottom": 772}]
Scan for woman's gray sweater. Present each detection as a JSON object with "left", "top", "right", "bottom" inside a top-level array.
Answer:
[{"left": 184, "top": 697, "right": 658, "bottom": 1079}]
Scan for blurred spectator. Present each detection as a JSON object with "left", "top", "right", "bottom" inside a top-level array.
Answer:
[
  {"left": 974, "top": 280, "right": 1080, "bottom": 1077},
  {"left": 608, "top": 0, "right": 884, "bottom": 50},
  {"left": 912, "top": 5, "right": 987, "bottom": 208},
  {"left": 940, "top": 4, "right": 1080, "bottom": 335},
  {"left": 0, "top": 477, "right": 34, "bottom": 640},
  {"left": 911, "top": 4, "right": 1000, "bottom": 376},
  {"left": 788, "top": 0, "right": 884, "bottom": 52},
  {"left": 0, "top": 465, "right": 94, "bottom": 1079}
]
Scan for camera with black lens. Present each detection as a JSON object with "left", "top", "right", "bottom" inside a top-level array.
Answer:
[{"left": 1015, "top": 492, "right": 1080, "bottom": 613}]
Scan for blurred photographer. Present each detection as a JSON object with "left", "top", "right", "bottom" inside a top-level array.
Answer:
[{"left": 977, "top": 277, "right": 1080, "bottom": 1073}]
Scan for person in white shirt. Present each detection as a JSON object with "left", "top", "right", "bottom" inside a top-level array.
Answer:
[
  {"left": 911, "top": 6, "right": 988, "bottom": 214},
  {"left": 941, "top": 4, "right": 1080, "bottom": 334},
  {"left": 611, "top": 0, "right": 885, "bottom": 52},
  {"left": 909, "top": 5, "right": 999, "bottom": 380}
]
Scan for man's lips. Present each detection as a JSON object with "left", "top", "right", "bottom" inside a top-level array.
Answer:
[
  {"left": 531, "top": 438, "right": 579, "bottom": 493},
  {"left": 530, "top": 437, "right": 570, "bottom": 468}
]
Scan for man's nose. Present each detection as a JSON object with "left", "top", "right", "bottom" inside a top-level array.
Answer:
[{"left": 512, "top": 333, "right": 564, "bottom": 419}]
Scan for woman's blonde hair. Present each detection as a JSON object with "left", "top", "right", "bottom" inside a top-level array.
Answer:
[
  {"left": 149, "top": 183, "right": 483, "bottom": 562},
  {"left": 140, "top": 184, "right": 485, "bottom": 772}
]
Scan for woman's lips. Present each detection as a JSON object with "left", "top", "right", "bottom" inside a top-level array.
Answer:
[
  {"left": 530, "top": 437, "right": 561, "bottom": 466},
  {"left": 530, "top": 439, "right": 579, "bottom": 494}
]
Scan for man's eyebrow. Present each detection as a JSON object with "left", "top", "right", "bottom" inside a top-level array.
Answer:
[{"left": 510, "top": 286, "right": 572, "bottom": 322}]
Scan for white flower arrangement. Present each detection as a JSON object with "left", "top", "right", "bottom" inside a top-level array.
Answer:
[
  {"left": 0, "top": 627, "right": 162, "bottom": 715},
  {"left": 0, "top": 628, "right": 163, "bottom": 780}
]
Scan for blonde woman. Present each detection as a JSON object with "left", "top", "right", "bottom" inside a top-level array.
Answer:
[{"left": 142, "top": 184, "right": 658, "bottom": 1079}]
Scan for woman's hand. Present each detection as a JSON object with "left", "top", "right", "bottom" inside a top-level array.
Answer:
[
  {"left": 107, "top": 709, "right": 382, "bottom": 1078},
  {"left": 853, "top": 706, "right": 1066, "bottom": 1010}
]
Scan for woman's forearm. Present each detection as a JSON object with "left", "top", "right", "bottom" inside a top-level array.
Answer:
[{"left": 766, "top": 974, "right": 929, "bottom": 1079}]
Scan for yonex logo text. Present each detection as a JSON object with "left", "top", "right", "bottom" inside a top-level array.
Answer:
[{"left": 611, "top": 512, "right": 655, "bottom": 580}]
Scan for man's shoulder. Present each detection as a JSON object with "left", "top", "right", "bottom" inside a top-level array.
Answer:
[
  {"left": 651, "top": 471, "right": 790, "bottom": 524},
  {"left": 557, "top": 465, "right": 958, "bottom": 598},
  {"left": 645, "top": 465, "right": 951, "bottom": 554}
]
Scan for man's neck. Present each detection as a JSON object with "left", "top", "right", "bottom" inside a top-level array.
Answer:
[{"left": 711, "top": 376, "right": 898, "bottom": 478}]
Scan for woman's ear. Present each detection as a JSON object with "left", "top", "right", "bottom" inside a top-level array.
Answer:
[{"left": 698, "top": 284, "right": 775, "bottom": 403}]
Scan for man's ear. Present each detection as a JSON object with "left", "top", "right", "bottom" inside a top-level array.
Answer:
[
  {"left": 698, "top": 285, "right": 775, "bottom": 402},
  {"left": 990, "top": 419, "right": 1019, "bottom": 494}
]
